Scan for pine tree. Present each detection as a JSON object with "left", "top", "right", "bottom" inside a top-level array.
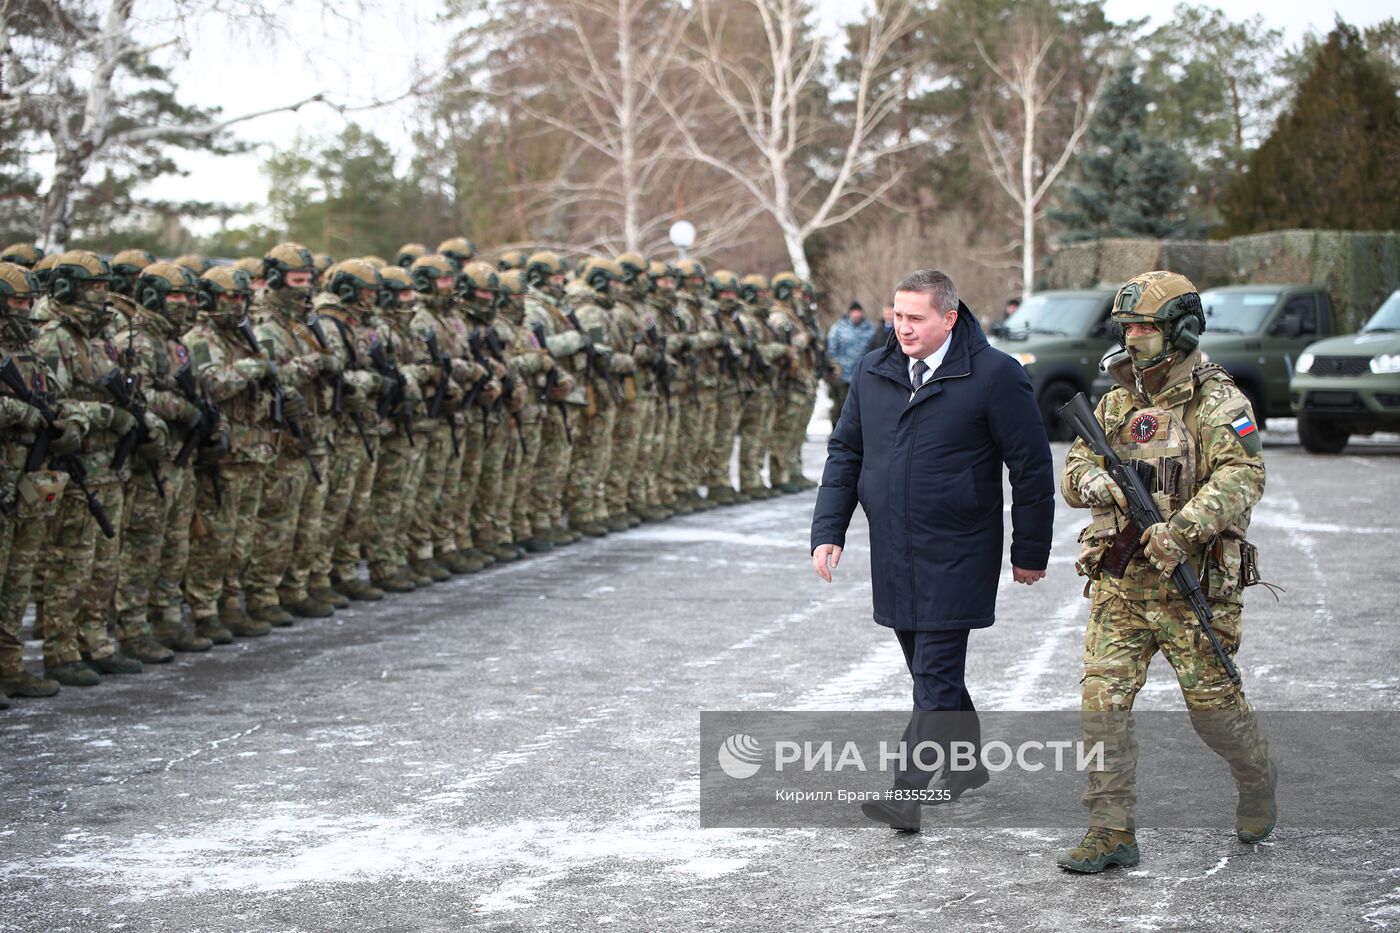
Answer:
[
  {"left": 1050, "top": 63, "right": 1200, "bottom": 242},
  {"left": 1222, "top": 21, "right": 1400, "bottom": 234}
]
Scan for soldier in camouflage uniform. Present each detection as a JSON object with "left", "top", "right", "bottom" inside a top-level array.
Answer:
[
  {"left": 734, "top": 274, "right": 786, "bottom": 500},
  {"left": 312, "top": 260, "right": 390, "bottom": 602},
  {"left": 606, "top": 253, "right": 657, "bottom": 529},
  {"left": 766, "top": 271, "right": 817, "bottom": 494},
  {"left": 521, "top": 252, "right": 584, "bottom": 547},
  {"left": 111, "top": 262, "right": 209, "bottom": 658},
  {"left": 34, "top": 251, "right": 151, "bottom": 682},
  {"left": 405, "top": 254, "right": 490, "bottom": 576},
  {"left": 181, "top": 266, "right": 277, "bottom": 643},
  {"left": 644, "top": 261, "right": 686, "bottom": 517},
  {"left": 563, "top": 260, "right": 629, "bottom": 536},
  {"left": 364, "top": 264, "right": 431, "bottom": 591},
  {"left": 0, "top": 262, "right": 75, "bottom": 701},
  {"left": 703, "top": 271, "right": 748, "bottom": 504},
  {"left": 1057, "top": 271, "right": 1275, "bottom": 873},
  {"left": 242, "top": 243, "right": 336, "bottom": 623},
  {"left": 671, "top": 260, "right": 721, "bottom": 512}
]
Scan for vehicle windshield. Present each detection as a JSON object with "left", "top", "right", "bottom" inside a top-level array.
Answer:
[
  {"left": 1200, "top": 290, "right": 1278, "bottom": 334},
  {"left": 1001, "top": 294, "right": 1106, "bottom": 337},
  {"left": 1362, "top": 291, "right": 1400, "bottom": 333}
]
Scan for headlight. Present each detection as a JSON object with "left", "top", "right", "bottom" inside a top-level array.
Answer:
[
  {"left": 1296, "top": 352, "right": 1313, "bottom": 374},
  {"left": 1012, "top": 352, "right": 1036, "bottom": 367},
  {"left": 1372, "top": 353, "right": 1400, "bottom": 374}
]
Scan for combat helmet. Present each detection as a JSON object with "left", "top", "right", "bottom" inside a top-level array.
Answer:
[
  {"left": 195, "top": 265, "right": 253, "bottom": 324},
  {"left": 739, "top": 273, "right": 770, "bottom": 306},
  {"left": 1109, "top": 270, "right": 1205, "bottom": 368},
  {"left": 0, "top": 244, "right": 43, "bottom": 268},
  {"left": 136, "top": 262, "right": 197, "bottom": 326},
  {"left": 396, "top": 242, "right": 427, "bottom": 269},
  {"left": 0, "top": 261, "right": 39, "bottom": 316},
  {"left": 497, "top": 248, "right": 527, "bottom": 271},
  {"left": 31, "top": 253, "right": 60, "bottom": 290},
  {"left": 377, "top": 265, "right": 414, "bottom": 310},
  {"left": 709, "top": 269, "right": 741, "bottom": 298},
  {"left": 109, "top": 248, "right": 156, "bottom": 296},
  {"left": 233, "top": 257, "right": 263, "bottom": 279},
  {"left": 579, "top": 258, "right": 625, "bottom": 294},
  {"left": 262, "top": 242, "right": 316, "bottom": 307},
  {"left": 438, "top": 237, "right": 477, "bottom": 271},
  {"left": 174, "top": 254, "right": 212, "bottom": 276},
  {"left": 615, "top": 252, "right": 647, "bottom": 286},
  {"left": 409, "top": 253, "right": 456, "bottom": 295},
  {"left": 326, "top": 258, "right": 382, "bottom": 307},
  {"left": 524, "top": 250, "right": 565, "bottom": 291},
  {"left": 771, "top": 271, "right": 801, "bottom": 303},
  {"left": 47, "top": 250, "right": 113, "bottom": 314}
]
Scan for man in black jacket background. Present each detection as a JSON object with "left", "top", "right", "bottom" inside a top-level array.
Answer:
[{"left": 810, "top": 268, "right": 1055, "bottom": 832}]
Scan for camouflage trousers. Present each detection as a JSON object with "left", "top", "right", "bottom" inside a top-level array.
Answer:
[
  {"left": 280, "top": 451, "right": 330, "bottom": 604},
  {"left": 737, "top": 390, "right": 775, "bottom": 492},
  {"left": 650, "top": 395, "right": 680, "bottom": 506},
  {"left": 365, "top": 434, "right": 425, "bottom": 579},
  {"left": 506, "top": 413, "right": 545, "bottom": 543},
  {"left": 244, "top": 452, "right": 312, "bottom": 611},
  {"left": 446, "top": 415, "right": 487, "bottom": 556},
  {"left": 0, "top": 493, "right": 59, "bottom": 675},
  {"left": 185, "top": 461, "right": 263, "bottom": 620},
  {"left": 1080, "top": 588, "right": 1270, "bottom": 830},
  {"left": 769, "top": 386, "right": 815, "bottom": 486},
  {"left": 607, "top": 393, "right": 647, "bottom": 518},
  {"left": 635, "top": 394, "right": 666, "bottom": 509},
  {"left": 41, "top": 477, "right": 124, "bottom": 665},
  {"left": 565, "top": 403, "right": 615, "bottom": 527},
  {"left": 115, "top": 464, "right": 194, "bottom": 637},
  {"left": 665, "top": 390, "right": 712, "bottom": 499},
  {"left": 706, "top": 390, "right": 744, "bottom": 491},
  {"left": 312, "top": 432, "right": 377, "bottom": 592},
  {"left": 330, "top": 431, "right": 381, "bottom": 583},
  {"left": 472, "top": 420, "right": 514, "bottom": 550},
  {"left": 530, "top": 405, "right": 576, "bottom": 537},
  {"left": 407, "top": 423, "right": 456, "bottom": 562}
]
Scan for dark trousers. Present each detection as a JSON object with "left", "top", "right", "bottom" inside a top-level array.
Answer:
[{"left": 893, "top": 628, "right": 982, "bottom": 789}]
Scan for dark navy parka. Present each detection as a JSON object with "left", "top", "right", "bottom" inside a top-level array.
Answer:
[{"left": 810, "top": 303, "right": 1055, "bottom": 631}]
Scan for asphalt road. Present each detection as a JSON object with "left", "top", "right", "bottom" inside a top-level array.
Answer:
[{"left": 2, "top": 414, "right": 1398, "bottom": 932}]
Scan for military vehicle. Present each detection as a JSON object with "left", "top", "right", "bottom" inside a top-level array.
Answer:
[
  {"left": 988, "top": 288, "right": 1116, "bottom": 440},
  {"left": 1289, "top": 289, "right": 1400, "bottom": 453}
]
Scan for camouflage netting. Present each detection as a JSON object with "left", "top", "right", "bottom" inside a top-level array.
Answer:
[
  {"left": 1231, "top": 230, "right": 1400, "bottom": 333},
  {"left": 1049, "top": 231, "right": 1400, "bottom": 332},
  {"left": 1046, "top": 239, "right": 1232, "bottom": 291}
]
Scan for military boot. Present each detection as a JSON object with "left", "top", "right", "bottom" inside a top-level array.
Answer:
[
  {"left": 455, "top": 549, "right": 492, "bottom": 571},
  {"left": 0, "top": 668, "right": 61, "bottom": 698},
  {"left": 1237, "top": 759, "right": 1279, "bottom": 844},
  {"left": 154, "top": 618, "right": 213, "bottom": 652},
  {"left": 0, "top": 692, "right": 8, "bottom": 709},
  {"left": 669, "top": 497, "right": 694, "bottom": 515},
  {"left": 373, "top": 568, "right": 417, "bottom": 593},
  {"left": 312, "top": 586, "right": 351, "bottom": 609},
  {"left": 733, "top": 489, "right": 752, "bottom": 504},
  {"left": 438, "top": 550, "right": 478, "bottom": 574},
  {"left": 119, "top": 635, "right": 176, "bottom": 664},
  {"left": 219, "top": 606, "right": 272, "bottom": 638},
  {"left": 625, "top": 511, "right": 642, "bottom": 528},
  {"left": 576, "top": 521, "right": 608, "bottom": 538},
  {"left": 635, "top": 506, "right": 666, "bottom": 523},
  {"left": 556, "top": 527, "right": 583, "bottom": 545},
  {"left": 45, "top": 661, "right": 100, "bottom": 687},
  {"left": 193, "top": 615, "right": 234, "bottom": 646},
  {"left": 520, "top": 537, "right": 553, "bottom": 554},
  {"left": 85, "top": 651, "right": 145, "bottom": 674},
  {"left": 249, "top": 605, "right": 295, "bottom": 628},
  {"left": 776, "top": 482, "right": 801, "bottom": 494},
  {"left": 411, "top": 559, "right": 451, "bottom": 583},
  {"left": 1056, "top": 828, "right": 1140, "bottom": 873},
  {"left": 487, "top": 544, "right": 520, "bottom": 563},
  {"left": 604, "top": 514, "right": 631, "bottom": 533},
  {"left": 796, "top": 476, "right": 817, "bottom": 491},
  {"left": 284, "top": 596, "right": 335, "bottom": 619},
  {"left": 332, "top": 575, "right": 385, "bottom": 602},
  {"left": 708, "top": 485, "right": 737, "bottom": 506}
]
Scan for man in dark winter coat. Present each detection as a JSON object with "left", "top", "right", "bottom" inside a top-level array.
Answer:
[{"left": 809, "top": 268, "right": 1055, "bottom": 832}]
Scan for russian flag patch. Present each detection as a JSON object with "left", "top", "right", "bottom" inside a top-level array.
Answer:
[{"left": 1230, "top": 414, "right": 1257, "bottom": 437}]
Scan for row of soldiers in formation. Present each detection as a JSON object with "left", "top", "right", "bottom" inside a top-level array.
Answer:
[{"left": 0, "top": 239, "right": 833, "bottom": 706}]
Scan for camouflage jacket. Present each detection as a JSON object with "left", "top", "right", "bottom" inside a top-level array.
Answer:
[
  {"left": 249, "top": 297, "right": 329, "bottom": 454},
  {"left": 368, "top": 310, "right": 429, "bottom": 440},
  {"left": 1062, "top": 349, "right": 1265, "bottom": 604},
  {"left": 613, "top": 287, "right": 655, "bottom": 396},
  {"left": 111, "top": 305, "right": 200, "bottom": 461},
  {"left": 567, "top": 281, "right": 631, "bottom": 409},
  {"left": 676, "top": 288, "right": 723, "bottom": 391},
  {"left": 181, "top": 314, "right": 277, "bottom": 466},
  {"left": 523, "top": 287, "right": 586, "bottom": 408},
  {"left": 767, "top": 298, "right": 815, "bottom": 390},
  {"left": 409, "top": 299, "right": 490, "bottom": 432},
  {"left": 313, "top": 295, "right": 388, "bottom": 434},
  {"left": 34, "top": 305, "right": 133, "bottom": 482}
]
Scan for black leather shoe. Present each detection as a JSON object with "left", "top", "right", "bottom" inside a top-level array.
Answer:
[
  {"left": 924, "top": 765, "right": 990, "bottom": 805},
  {"left": 860, "top": 794, "right": 921, "bottom": 831}
]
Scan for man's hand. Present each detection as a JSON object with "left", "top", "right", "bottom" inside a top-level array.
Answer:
[
  {"left": 1140, "top": 521, "right": 1190, "bottom": 578},
  {"left": 1012, "top": 567, "right": 1045, "bottom": 585},
  {"left": 812, "top": 543, "right": 842, "bottom": 583},
  {"left": 1078, "top": 467, "right": 1128, "bottom": 511}
]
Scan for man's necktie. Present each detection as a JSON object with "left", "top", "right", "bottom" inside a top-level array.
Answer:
[{"left": 911, "top": 359, "right": 929, "bottom": 389}]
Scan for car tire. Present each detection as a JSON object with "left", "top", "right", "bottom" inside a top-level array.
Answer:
[
  {"left": 1297, "top": 414, "right": 1350, "bottom": 454},
  {"left": 1038, "top": 381, "right": 1079, "bottom": 443}
]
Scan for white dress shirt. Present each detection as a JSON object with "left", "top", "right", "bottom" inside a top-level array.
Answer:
[{"left": 908, "top": 331, "right": 955, "bottom": 398}]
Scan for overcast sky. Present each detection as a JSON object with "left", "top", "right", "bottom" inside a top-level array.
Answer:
[{"left": 137, "top": 0, "right": 1391, "bottom": 236}]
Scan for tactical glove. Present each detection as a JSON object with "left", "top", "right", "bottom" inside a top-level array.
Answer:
[
  {"left": 50, "top": 418, "right": 85, "bottom": 456},
  {"left": 1079, "top": 467, "right": 1129, "bottom": 512},
  {"left": 1140, "top": 521, "right": 1191, "bottom": 578}
]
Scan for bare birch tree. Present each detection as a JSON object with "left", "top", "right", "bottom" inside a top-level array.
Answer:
[
  {"left": 974, "top": 20, "right": 1107, "bottom": 298},
  {"left": 657, "top": 0, "right": 921, "bottom": 280}
]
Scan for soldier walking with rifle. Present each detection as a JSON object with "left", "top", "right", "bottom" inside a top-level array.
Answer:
[{"left": 1057, "top": 271, "right": 1276, "bottom": 873}]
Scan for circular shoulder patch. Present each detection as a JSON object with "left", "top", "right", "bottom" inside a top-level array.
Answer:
[{"left": 1130, "top": 412, "right": 1159, "bottom": 443}]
